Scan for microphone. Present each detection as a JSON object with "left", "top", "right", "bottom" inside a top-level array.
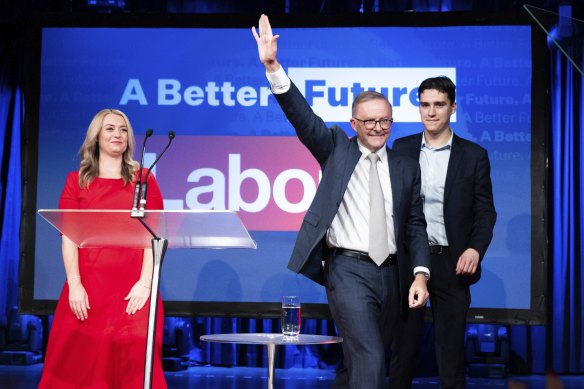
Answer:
[
  {"left": 131, "top": 129, "right": 154, "bottom": 217},
  {"left": 139, "top": 131, "right": 175, "bottom": 212}
]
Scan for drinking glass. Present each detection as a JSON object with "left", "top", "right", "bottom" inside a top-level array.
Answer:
[{"left": 281, "top": 296, "right": 301, "bottom": 336}]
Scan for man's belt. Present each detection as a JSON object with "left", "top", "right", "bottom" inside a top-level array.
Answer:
[
  {"left": 429, "top": 245, "right": 449, "bottom": 255},
  {"left": 332, "top": 248, "right": 397, "bottom": 267}
]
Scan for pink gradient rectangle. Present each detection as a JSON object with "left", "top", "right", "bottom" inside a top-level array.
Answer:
[{"left": 142, "top": 135, "right": 321, "bottom": 231}]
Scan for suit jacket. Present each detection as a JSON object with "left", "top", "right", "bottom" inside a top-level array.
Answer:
[
  {"left": 274, "top": 82, "right": 430, "bottom": 301},
  {"left": 392, "top": 132, "right": 497, "bottom": 285}
]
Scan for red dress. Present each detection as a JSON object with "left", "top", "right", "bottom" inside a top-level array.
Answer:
[{"left": 39, "top": 171, "right": 167, "bottom": 389}]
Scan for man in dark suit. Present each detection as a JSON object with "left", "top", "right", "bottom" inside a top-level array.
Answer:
[
  {"left": 390, "top": 76, "right": 497, "bottom": 389},
  {"left": 253, "top": 14, "right": 431, "bottom": 389}
]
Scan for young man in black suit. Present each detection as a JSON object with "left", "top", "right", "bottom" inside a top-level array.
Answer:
[{"left": 390, "top": 76, "right": 497, "bottom": 389}]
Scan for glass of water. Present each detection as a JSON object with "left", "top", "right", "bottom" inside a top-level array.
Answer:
[{"left": 281, "top": 296, "right": 301, "bottom": 337}]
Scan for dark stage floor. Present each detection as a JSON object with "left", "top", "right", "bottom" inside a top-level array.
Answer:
[{"left": 1, "top": 364, "right": 583, "bottom": 388}]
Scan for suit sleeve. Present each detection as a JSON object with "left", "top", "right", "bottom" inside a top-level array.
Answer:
[
  {"left": 273, "top": 82, "right": 336, "bottom": 164},
  {"left": 405, "top": 162, "right": 431, "bottom": 270},
  {"left": 469, "top": 149, "right": 497, "bottom": 259}
]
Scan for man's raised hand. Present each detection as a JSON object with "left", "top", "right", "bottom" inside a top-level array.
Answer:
[{"left": 251, "top": 14, "right": 280, "bottom": 72}]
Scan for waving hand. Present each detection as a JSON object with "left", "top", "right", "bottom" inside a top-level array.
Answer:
[{"left": 251, "top": 14, "right": 281, "bottom": 72}]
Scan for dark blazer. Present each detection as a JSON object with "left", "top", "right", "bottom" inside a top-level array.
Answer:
[
  {"left": 274, "top": 82, "right": 430, "bottom": 301},
  {"left": 392, "top": 132, "right": 497, "bottom": 285}
]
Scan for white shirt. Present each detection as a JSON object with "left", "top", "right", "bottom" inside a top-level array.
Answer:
[
  {"left": 265, "top": 66, "right": 291, "bottom": 93},
  {"left": 326, "top": 143, "right": 397, "bottom": 256},
  {"left": 420, "top": 132, "right": 452, "bottom": 246}
]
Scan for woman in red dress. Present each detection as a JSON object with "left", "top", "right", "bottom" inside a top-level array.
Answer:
[{"left": 39, "top": 109, "right": 167, "bottom": 389}]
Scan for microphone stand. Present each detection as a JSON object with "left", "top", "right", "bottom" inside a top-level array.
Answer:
[
  {"left": 131, "top": 129, "right": 153, "bottom": 218},
  {"left": 138, "top": 131, "right": 175, "bottom": 214},
  {"left": 129, "top": 130, "right": 175, "bottom": 389}
]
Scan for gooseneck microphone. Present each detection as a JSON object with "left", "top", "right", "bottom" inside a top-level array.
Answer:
[
  {"left": 131, "top": 129, "right": 154, "bottom": 216},
  {"left": 139, "top": 131, "right": 175, "bottom": 212}
]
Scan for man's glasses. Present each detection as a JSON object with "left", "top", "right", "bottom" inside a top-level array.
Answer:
[{"left": 353, "top": 118, "right": 394, "bottom": 130}]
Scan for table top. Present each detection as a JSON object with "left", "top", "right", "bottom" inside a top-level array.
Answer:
[{"left": 200, "top": 333, "right": 343, "bottom": 345}]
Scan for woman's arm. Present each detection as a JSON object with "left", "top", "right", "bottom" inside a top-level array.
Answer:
[
  {"left": 62, "top": 235, "right": 90, "bottom": 320},
  {"left": 124, "top": 248, "right": 154, "bottom": 315}
]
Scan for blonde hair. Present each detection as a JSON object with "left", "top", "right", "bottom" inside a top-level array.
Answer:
[{"left": 78, "top": 109, "right": 137, "bottom": 188}]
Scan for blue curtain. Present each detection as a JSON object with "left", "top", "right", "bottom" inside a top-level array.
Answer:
[
  {"left": 550, "top": 40, "right": 584, "bottom": 373},
  {"left": 0, "top": 58, "right": 22, "bottom": 326}
]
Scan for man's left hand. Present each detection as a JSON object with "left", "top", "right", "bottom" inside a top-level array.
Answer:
[
  {"left": 456, "top": 248, "right": 480, "bottom": 275},
  {"left": 408, "top": 274, "right": 429, "bottom": 308}
]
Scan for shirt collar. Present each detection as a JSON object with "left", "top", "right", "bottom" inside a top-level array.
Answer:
[
  {"left": 421, "top": 130, "right": 453, "bottom": 151},
  {"left": 357, "top": 140, "right": 388, "bottom": 162}
]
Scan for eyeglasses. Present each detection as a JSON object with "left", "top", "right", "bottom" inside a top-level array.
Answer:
[{"left": 353, "top": 117, "right": 394, "bottom": 130}]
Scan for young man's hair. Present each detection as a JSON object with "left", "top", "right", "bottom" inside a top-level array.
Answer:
[{"left": 418, "top": 76, "right": 456, "bottom": 104}]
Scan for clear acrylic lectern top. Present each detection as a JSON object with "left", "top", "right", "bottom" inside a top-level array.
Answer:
[{"left": 37, "top": 209, "right": 257, "bottom": 249}]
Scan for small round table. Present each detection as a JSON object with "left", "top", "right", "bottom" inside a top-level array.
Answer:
[{"left": 200, "top": 333, "right": 343, "bottom": 388}]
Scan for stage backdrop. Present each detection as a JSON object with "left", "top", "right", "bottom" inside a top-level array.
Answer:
[{"left": 21, "top": 19, "right": 546, "bottom": 324}]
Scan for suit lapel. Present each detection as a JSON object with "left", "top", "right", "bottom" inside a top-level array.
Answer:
[
  {"left": 388, "top": 149, "right": 402, "bottom": 239},
  {"left": 444, "top": 134, "right": 464, "bottom": 202},
  {"left": 341, "top": 138, "right": 362, "bottom": 194}
]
